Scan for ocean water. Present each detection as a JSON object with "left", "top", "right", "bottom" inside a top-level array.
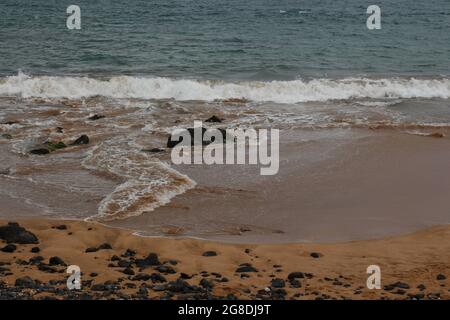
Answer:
[
  {"left": 0, "top": 1, "right": 450, "bottom": 240},
  {"left": 0, "top": 0, "right": 449, "bottom": 79}
]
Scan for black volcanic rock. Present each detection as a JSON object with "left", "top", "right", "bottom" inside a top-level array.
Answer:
[
  {"left": 71, "top": 135, "right": 89, "bottom": 146},
  {"left": 205, "top": 115, "right": 222, "bottom": 123},
  {"left": 135, "top": 253, "right": 161, "bottom": 267},
  {"left": 167, "top": 127, "right": 229, "bottom": 148},
  {"left": 0, "top": 222, "right": 39, "bottom": 244},
  {"left": 271, "top": 278, "right": 285, "bottom": 288},
  {"left": 30, "top": 148, "right": 50, "bottom": 155},
  {"left": 1, "top": 244, "right": 17, "bottom": 253},
  {"left": 236, "top": 264, "right": 258, "bottom": 273},
  {"left": 202, "top": 251, "right": 217, "bottom": 257},
  {"left": 49, "top": 256, "right": 66, "bottom": 266},
  {"left": 288, "top": 272, "right": 305, "bottom": 280},
  {"left": 88, "top": 114, "right": 105, "bottom": 121},
  {"left": 437, "top": 274, "right": 446, "bottom": 281},
  {"left": 15, "top": 276, "right": 36, "bottom": 288}
]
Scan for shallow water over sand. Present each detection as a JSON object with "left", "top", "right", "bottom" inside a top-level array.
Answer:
[{"left": 1, "top": 92, "right": 450, "bottom": 242}]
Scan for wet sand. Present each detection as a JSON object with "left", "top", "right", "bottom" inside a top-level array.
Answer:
[
  {"left": 0, "top": 219, "right": 448, "bottom": 300},
  {"left": 109, "top": 128, "right": 450, "bottom": 243}
]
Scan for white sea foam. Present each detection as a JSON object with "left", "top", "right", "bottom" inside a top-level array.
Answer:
[
  {"left": 82, "top": 140, "right": 196, "bottom": 221},
  {"left": 1, "top": 73, "right": 449, "bottom": 103}
]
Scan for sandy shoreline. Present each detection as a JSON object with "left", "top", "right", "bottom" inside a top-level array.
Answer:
[{"left": 0, "top": 218, "right": 448, "bottom": 300}]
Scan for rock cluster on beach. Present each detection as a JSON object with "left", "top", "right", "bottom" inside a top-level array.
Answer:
[{"left": 0, "top": 221, "right": 449, "bottom": 300}]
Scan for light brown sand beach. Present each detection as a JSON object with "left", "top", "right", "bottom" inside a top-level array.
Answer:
[{"left": 0, "top": 219, "right": 448, "bottom": 300}]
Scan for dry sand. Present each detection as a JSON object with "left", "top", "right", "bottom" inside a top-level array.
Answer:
[{"left": 0, "top": 219, "right": 448, "bottom": 300}]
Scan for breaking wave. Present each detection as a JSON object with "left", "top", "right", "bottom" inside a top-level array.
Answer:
[{"left": 1, "top": 73, "right": 450, "bottom": 103}]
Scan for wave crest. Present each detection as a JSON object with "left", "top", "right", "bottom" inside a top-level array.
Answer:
[{"left": 1, "top": 73, "right": 450, "bottom": 103}]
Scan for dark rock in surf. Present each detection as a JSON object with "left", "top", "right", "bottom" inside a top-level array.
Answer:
[
  {"left": 71, "top": 135, "right": 89, "bottom": 146},
  {"left": 167, "top": 127, "right": 229, "bottom": 148},
  {"left": 88, "top": 114, "right": 105, "bottom": 121},
  {"left": 205, "top": 115, "right": 222, "bottom": 123},
  {"left": 1, "top": 121, "right": 19, "bottom": 125},
  {"left": 144, "top": 148, "right": 165, "bottom": 153},
  {"left": 30, "top": 148, "right": 50, "bottom": 155},
  {"left": 0, "top": 222, "right": 39, "bottom": 244},
  {"left": 45, "top": 141, "right": 67, "bottom": 152}
]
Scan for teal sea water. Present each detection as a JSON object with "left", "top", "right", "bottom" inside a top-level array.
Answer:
[{"left": 0, "top": 0, "right": 449, "bottom": 79}]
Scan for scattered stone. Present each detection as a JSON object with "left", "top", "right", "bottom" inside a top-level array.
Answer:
[
  {"left": 167, "top": 127, "right": 230, "bottom": 148},
  {"left": 111, "top": 255, "right": 121, "bottom": 261},
  {"left": 1, "top": 133, "right": 12, "bottom": 140},
  {"left": 122, "top": 268, "right": 135, "bottom": 276},
  {"left": 408, "top": 293, "right": 425, "bottom": 300},
  {"left": 288, "top": 272, "right": 305, "bottom": 280},
  {"left": 417, "top": 284, "right": 426, "bottom": 291},
  {"left": 90, "top": 272, "right": 98, "bottom": 277},
  {"left": 135, "top": 253, "right": 161, "bottom": 267},
  {"left": 155, "top": 265, "right": 176, "bottom": 274},
  {"left": 289, "top": 279, "right": 301, "bottom": 288},
  {"left": 71, "top": 135, "right": 89, "bottom": 146},
  {"left": 118, "top": 260, "right": 131, "bottom": 268},
  {"left": 1, "top": 121, "right": 19, "bottom": 125},
  {"left": 30, "top": 148, "right": 50, "bottom": 155},
  {"left": 49, "top": 256, "right": 66, "bottom": 266},
  {"left": 310, "top": 252, "right": 321, "bottom": 258},
  {"left": 385, "top": 282, "right": 410, "bottom": 291},
  {"left": 199, "top": 279, "right": 214, "bottom": 290},
  {"left": 0, "top": 222, "right": 39, "bottom": 244},
  {"left": 202, "top": 251, "right": 217, "bottom": 257},
  {"left": 38, "top": 264, "right": 58, "bottom": 273},
  {"left": 88, "top": 115, "right": 105, "bottom": 121},
  {"left": 85, "top": 247, "right": 98, "bottom": 253},
  {"left": 437, "top": 274, "right": 446, "bottom": 281},
  {"left": 236, "top": 264, "right": 258, "bottom": 273},
  {"left": 180, "top": 273, "right": 192, "bottom": 279},
  {"left": 15, "top": 276, "right": 36, "bottom": 288},
  {"left": 205, "top": 115, "right": 222, "bottom": 123},
  {"left": 144, "top": 148, "right": 164, "bottom": 153},
  {"left": 30, "top": 247, "right": 40, "bottom": 253},
  {"left": 123, "top": 249, "right": 136, "bottom": 257},
  {"left": 1, "top": 244, "right": 17, "bottom": 253},
  {"left": 271, "top": 278, "right": 285, "bottom": 288},
  {"left": 54, "top": 225, "right": 67, "bottom": 230},
  {"left": 46, "top": 141, "right": 66, "bottom": 152},
  {"left": 97, "top": 243, "right": 112, "bottom": 250},
  {"left": 91, "top": 284, "right": 107, "bottom": 291},
  {"left": 29, "top": 256, "right": 44, "bottom": 265}
]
